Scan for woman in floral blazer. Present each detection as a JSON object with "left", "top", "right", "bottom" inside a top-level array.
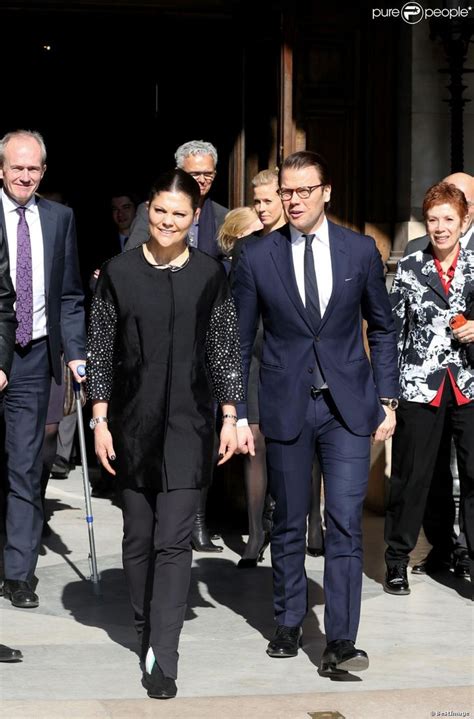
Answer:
[{"left": 384, "top": 181, "right": 474, "bottom": 595}]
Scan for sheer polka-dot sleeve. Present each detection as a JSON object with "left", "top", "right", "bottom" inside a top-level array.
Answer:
[
  {"left": 86, "top": 272, "right": 117, "bottom": 402},
  {"left": 205, "top": 277, "right": 245, "bottom": 404}
]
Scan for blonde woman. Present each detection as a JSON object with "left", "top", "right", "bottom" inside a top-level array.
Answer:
[{"left": 217, "top": 206, "right": 263, "bottom": 265}]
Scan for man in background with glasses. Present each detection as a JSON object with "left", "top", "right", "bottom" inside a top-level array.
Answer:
[
  {"left": 125, "top": 140, "right": 227, "bottom": 259},
  {"left": 232, "top": 150, "right": 398, "bottom": 677}
]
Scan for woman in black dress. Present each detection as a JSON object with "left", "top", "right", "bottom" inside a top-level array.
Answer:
[{"left": 86, "top": 169, "right": 244, "bottom": 699}]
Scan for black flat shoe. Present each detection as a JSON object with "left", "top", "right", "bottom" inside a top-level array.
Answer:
[
  {"left": 142, "top": 662, "right": 177, "bottom": 699},
  {"left": 384, "top": 565, "right": 410, "bottom": 595},
  {"left": 266, "top": 625, "right": 302, "bottom": 658},
  {"left": 319, "top": 639, "right": 369, "bottom": 676},
  {"left": 3, "top": 580, "right": 39, "bottom": 608},
  {"left": 237, "top": 533, "right": 270, "bottom": 568},
  {"left": 0, "top": 644, "right": 23, "bottom": 662}
]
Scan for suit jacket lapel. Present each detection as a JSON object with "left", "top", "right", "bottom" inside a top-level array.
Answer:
[
  {"left": 421, "top": 252, "right": 450, "bottom": 308},
  {"left": 37, "top": 197, "right": 56, "bottom": 297},
  {"left": 269, "top": 225, "right": 314, "bottom": 333}
]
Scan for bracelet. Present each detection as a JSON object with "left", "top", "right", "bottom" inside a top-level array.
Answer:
[
  {"left": 89, "top": 416, "right": 108, "bottom": 430},
  {"left": 222, "top": 413, "right": 238, "bottom": 422}
]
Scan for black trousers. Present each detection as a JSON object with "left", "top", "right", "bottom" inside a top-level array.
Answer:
[
  {"left": 422, "top": 422, "right": 466, "bottom": 556},
  {"left": 385, "top": 382, "right": 474, "bottom": 566},
  {"left": 121, "top": 486, "right": 200, "bottom": 679}
]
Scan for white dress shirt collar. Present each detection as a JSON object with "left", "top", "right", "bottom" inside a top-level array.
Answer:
[{"left": 289, "top": 215, "right": 330, "bottom": 247}]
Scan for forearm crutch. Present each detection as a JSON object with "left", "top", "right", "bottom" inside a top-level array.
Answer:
[{"left": 73, "top": 366, "right": 100, "bottom": 594}]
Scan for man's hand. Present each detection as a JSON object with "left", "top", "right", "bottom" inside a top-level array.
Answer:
[
  {"left": 0, "top": 369, "right": 8, "bottom": 391},
  {"left": 237, "top": 425, "right": 255, "bottom": 457},
  {"left": 94, "top": 423, "right": 116, "bottom": 476},
  {"left": 217, "top": 423, "right": 238, "bottom": 466},
  {"left": 67, "top": 359, "right": 86, "bottom": 383},
  {"left": 372, "top": 405, "right": 396, "bottom": 443}
]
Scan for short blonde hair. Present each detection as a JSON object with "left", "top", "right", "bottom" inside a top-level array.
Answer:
[
  {"left": 251, "top": 168, "right": 279, "bottom": 188},
  {"left": 217, "top": 207, "right": 260, "bottom": 254}
]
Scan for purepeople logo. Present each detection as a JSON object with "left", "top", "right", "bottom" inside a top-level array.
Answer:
[{"left": 372, "top": 3, "right": 473, "bottom": 24}]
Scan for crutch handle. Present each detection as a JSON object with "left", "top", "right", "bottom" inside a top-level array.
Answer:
[{"left": 73, "top": 364, "right": 86, "bottom": 395}]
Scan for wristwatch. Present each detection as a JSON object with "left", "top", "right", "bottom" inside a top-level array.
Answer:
[
  {"left": 380, "top": 398, "right": 399, "bottom": 410},
  {"left": 89, "top": 416, "right": 108, "bottom": 429}
]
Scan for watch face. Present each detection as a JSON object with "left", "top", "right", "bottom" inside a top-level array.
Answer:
[
  {"left": 89, "top": 418, "right": 96, "bottom": 429},
  {"left": 389, "top": 399, "right": 399, "bottom": 410}
]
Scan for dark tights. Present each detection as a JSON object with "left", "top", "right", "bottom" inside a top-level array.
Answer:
[
  {"left": 242, "top": 425, "right": 324, "bottom": 560},
  {"left": 242, "top": 424, "right": 268, "bottom": 560}
]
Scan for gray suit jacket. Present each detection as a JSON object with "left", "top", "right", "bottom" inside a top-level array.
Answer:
[
  {"left": 404, "top": 226, "right": 474, "bottom": 256},
  {"left": 124, "top": 198, "right": 228, "bottom": 256}
]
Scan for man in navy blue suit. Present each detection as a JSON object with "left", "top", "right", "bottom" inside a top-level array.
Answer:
[
  {"left": 0, "top": 129, "right": 86, "bottom": 609},
  {"left": 232, "top": 151, "right": 399, "bottom": 675}
]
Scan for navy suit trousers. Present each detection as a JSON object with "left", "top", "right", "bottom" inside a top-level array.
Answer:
[
  {"left": 266, "top": 390, "right": 370, "bottom": 643},
  {"left": 2, "top": 339, "right": 51, "bottom": 580}
]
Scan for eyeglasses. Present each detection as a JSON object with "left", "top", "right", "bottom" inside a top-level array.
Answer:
[
  {"left": 188, "top": 171, "right": 216, "bottom": 181},
  {"left": 278, "top": 184, "right": 324, "bottom": 201}
]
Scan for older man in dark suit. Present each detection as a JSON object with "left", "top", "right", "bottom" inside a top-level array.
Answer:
[
  {"left": 125, "top": 139, "right": 227, "bottom": 257},
  {"left": 232, "top": 151, "right": 399, "bottom": 675},
  {"left": 0, "top": 129, "right": 86, "bottom": 608}
]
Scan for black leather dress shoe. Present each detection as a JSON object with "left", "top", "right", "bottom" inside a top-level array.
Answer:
[
  {"left": 266, "top": 625, "right": 302, "bottom": 657},
  {"left": 50, "top": 455, "right": 71, "bottom": 479},
  {"left": 0, "top": 644, "right": 23, "bottom": 662},
  {"left": 453, "top": 550, "right": 470, "bottom": 578},
  {"left": 3, "top": 580, "right": 39, "bottom": 608},
  {"left": 411, "top": 551, "right": 452, "bottom": 575},
  {"left": 384, "top": 565, "right": 410, "bottom": 595},
  {"left": 319, "top": 640, "right": 369, "bottom": 675},
  {"left": 142, "top": 662, "right": 177, "bottom": 699}
]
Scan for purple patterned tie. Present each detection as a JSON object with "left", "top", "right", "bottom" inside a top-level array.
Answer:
[{"left": 15, "top": 206, "right": 33, "bottom": 347}]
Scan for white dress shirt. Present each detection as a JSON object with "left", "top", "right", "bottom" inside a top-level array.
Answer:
[
  {"left": 237, "top": 217, "right": 333, "bottom": 426},
  {"left": 290, "top": 216, "right": 333, "bottom": 316},
  {"left": 1, "top": 189, "right": 47, "bottom": 339}
]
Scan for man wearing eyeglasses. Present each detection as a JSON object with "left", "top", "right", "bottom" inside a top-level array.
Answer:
[
  {"left": 232, "top": 150, "right": 399, "bottom": 677},
  {"left": 125, "top": 140, "right": 227, "bottom": 259}
]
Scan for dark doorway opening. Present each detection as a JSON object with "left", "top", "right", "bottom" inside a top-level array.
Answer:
[{"left": 2, "top": 8, "right": 242, "bottom": 276}]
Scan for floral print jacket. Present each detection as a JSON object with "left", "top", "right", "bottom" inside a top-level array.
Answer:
[{"left": 390, "top": 247, "right": 474, "bottom": 403}]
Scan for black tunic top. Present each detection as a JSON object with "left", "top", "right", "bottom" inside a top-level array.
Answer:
[{"left": 86, "top": 247, "right": 244, "bottom": 491}]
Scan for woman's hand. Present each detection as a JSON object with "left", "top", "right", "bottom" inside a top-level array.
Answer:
[
  {"left": 372, "top": 406, "right": 397, "bottom": 443},
  {"left": 452, "top": 318, "right": 474, "bottom": 344},
  {"left": 217, "top": 422, "right": 238, "bottom": 466},
  {"left": 94, "top": 423, "right": 116, "bottom": 475}
]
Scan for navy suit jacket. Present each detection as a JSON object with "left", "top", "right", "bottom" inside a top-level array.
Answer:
[
  {"left": 232, "top": 221, "right": 399, "bottom": 440},
  {"left": 0, "top": 196, "right": 86, "bottom": 384}
]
